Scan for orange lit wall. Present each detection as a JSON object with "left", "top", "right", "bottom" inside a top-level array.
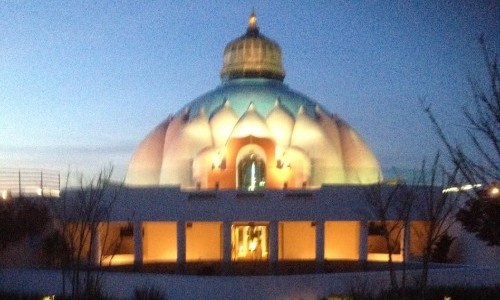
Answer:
[
  {"left": 186, "top": 222, "right": 223, "bottom": 261},
  {"left": 324, "top": 221, "right": 360, "bottom": 260},
  {"left": 279, "top": 221, "right": 316, "bottom": 260},
  {"left": 143, "top": 222, "right": 177, "bottom": 262},
  {"left": 410, "top": 221, "right": 429, "bottom": 259}
]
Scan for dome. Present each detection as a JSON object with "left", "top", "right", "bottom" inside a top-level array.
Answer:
[
  {"left": 126, "top": 12, "right": 382, "bottom": 189},
  {"left": 220, "top": 11, "right": 285, "bottom": 81}
]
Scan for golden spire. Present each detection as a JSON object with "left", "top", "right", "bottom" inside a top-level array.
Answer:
[{"left": 247, "top": 9, "right": 258, "bottom": 34}]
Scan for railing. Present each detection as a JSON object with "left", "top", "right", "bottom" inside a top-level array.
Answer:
[{"left": 0, "top": 169, "right": 60, "bottom": 199}]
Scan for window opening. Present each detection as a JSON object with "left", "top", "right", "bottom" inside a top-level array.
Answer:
[
  {"left": 238, "top": 153, "right": 266, "bottom": 191},
  {"left": 232, "top": 224, "right": 269, "bottom": 260}
]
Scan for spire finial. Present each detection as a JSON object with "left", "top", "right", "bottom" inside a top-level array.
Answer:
[{"left": 247, "top": 9, "right": 258, "bottom": 34}]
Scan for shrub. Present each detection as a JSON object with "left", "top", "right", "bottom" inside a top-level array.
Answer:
[{"left": 133, "top": 286, "right": 167, "bottom": 300}]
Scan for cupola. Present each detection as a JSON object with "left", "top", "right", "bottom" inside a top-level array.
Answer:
[{"left": 220, "top": 11, "right": 285, "bottom": 81}]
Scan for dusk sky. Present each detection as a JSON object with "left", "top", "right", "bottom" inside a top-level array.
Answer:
[{"left": 0, "top": 1, "right": 497, "bottom": 183}]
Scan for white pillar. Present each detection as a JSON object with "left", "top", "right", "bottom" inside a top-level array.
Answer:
[
  {"left": 222, "top": 222, "right": 232, "bottom": 274},
  {"left": 90, "top": 225, "right": 101, "bottom": 266},
  {"left": 177, "top": 221, "right": 186, "bottom": 273},
  {"left": 315, "top": 220, "right": 325, "bottom": 273},
  {"left": 133, "top": 220, "right": 143, "bottom": 270},
  {"left": 359, "top": 221, "right": 369, "bottom": 266},
  {"left": 269, "top": 221, "right": 278, "bottom": 274}
]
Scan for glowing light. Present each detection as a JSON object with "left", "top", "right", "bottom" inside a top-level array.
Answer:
[
  {"left": 249, "top": 162, "right": 256, "bottom": 191},
  {"left": 249, "top": 239, "right": 258, "bottom": 252},
  {"left": 276, "top": 152, "right": 290, "bottom": 169},
  {"left": 367, "top": 253, "right": 404, "bottom": 262},
  {"left": 489, "top": 186, "right": 499, "bottom": 195},
  {"left": 442, "top": 187, "right": 459, "bottom": 193},
  {"left": 101, "top": 254, "right": 134, "bottom": 266},
  {"left": 248, "top": 11, "right": 257, "bottom": 29},
  {"left": 442, "top": 184, "right": 482, "bottom": 193},
  {"left": 212, "top": 151, "right": 226, "bottom": 170},
  {"left": 461, "top": 184, "right": 473, "bottom": 190}
]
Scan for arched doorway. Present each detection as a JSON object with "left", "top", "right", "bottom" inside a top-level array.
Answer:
[{"left": 238, "top": 153, "right": 266, "bottom": 191}]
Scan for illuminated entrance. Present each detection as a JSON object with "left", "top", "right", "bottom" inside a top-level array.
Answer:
[
  {"left": 238, "top": 153, "right": 266, "bottom": 191},
  {"left": 232, "top": 224, "right": 269, "bottom": 260}
]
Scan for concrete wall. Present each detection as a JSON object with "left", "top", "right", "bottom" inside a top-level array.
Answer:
[{"left": 1, "top": 266, "right": 499, "bottom": 300}]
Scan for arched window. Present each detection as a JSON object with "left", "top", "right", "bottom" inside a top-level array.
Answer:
[{"left": 238, "top": 153, "right": 266, "bottom": 191}]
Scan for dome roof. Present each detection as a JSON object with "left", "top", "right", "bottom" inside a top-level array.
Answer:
[
  {"left": 181, "top": 78, "right": 322, "bottom": 121},
  {"left": 126, "top": 12, "right": 382, "bottom": 188},
  {"left": 220, "top": 11, "right": 285, "bottom": 81}
]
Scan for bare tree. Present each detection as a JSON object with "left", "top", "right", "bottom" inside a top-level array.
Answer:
[
  {"left": 52, "top": 166, "right": 121, "bottom": 299},
  {"left": 424, "top": 36, "right": 499, "bottom": 246},
  {"left": 365, "top": 155, "right": 460, "bottom": 299},
  {"left": 425, "top": 35, "right": 499, "bottom": 185},
  {"left": 410, "top": 155, "right": 460, "bottom": 298},
  {"left": 364, "top": 179, "right": 414, "bottom": 296}
]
